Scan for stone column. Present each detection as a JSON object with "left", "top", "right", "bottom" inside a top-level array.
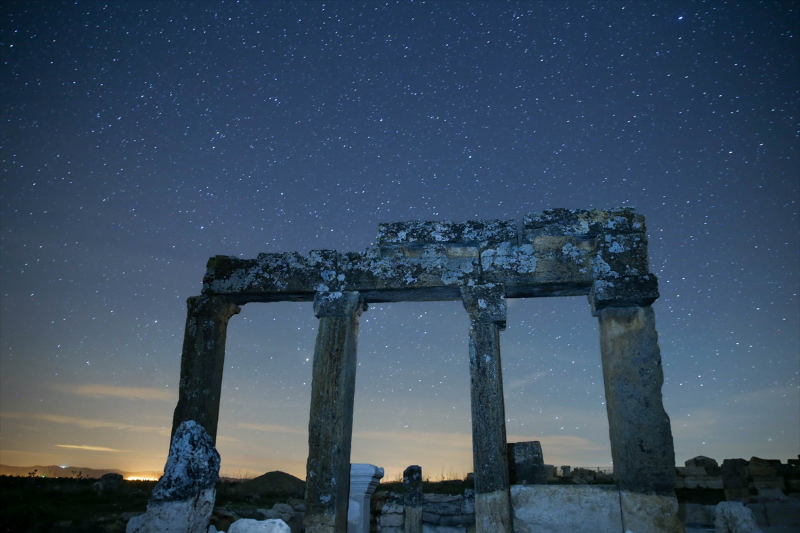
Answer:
[
  {"left": 460, "top": 284, "right": 512, "bottom": 533},
  {"left": 597, "top": 304, "right": 683, "bottom": 533},
  {"left": 171, "top": 295, "right": 241, "bottom": 445},
  {"left": 304, "top": 291, "right": 367, "bottom": 533},
  {"left": 348, "top": 464, "right": 384, "bottom": 533},
  {"left": 403, "top": 465, "right": 423, "bottom": 533}
]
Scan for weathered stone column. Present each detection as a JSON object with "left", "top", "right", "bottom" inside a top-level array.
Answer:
[
  {"left": 597, "top": 304, "right": 683, "bottom": 533},
  {"left": 304, "top": 291, "right": 367, "bottom": 533},
  {"left": 460, "top": 284, "right": 512, "bottom": 533},
  {"left": 348, "top": 464, "right": 384, "bottom": 533},
  {"left": 171, "top": 295, "right": 241, "bottom": 445},
  {"left": 403, "top": 465, "right": 423, "bottom": 533}
]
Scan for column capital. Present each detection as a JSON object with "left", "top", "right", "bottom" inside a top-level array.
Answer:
[
  {"left": 460, "top": 284, "right": 507, "bottom": 328},
  {"left": 186, "top": 295, "right": 241, "bottom": 321},
  {"left": 313, "top": 291, "right": 367, "bottom": 318},
  {"left": 588, "top": 274, "right": 659, "bottom": 316}
]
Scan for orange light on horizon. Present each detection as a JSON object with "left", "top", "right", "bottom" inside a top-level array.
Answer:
[{"left": 125, "top": 476, "right": 159, "bottom": 481}]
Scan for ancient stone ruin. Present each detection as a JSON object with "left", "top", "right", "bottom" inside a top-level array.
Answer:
[{"left": 153, "top": 208, "right": 682, "bottom": 533}]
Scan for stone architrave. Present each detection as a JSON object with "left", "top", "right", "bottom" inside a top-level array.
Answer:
[
  {"left": 348, "top": 464, "right": 384, "bottom": 533},
  {"left": 507, "top": 441, "right": 547, "bottom": 485},
  {"left": 403, "top": 465, "right": 423, "bottom": 533},
  {"left": 171, "top": 295, "right": 241, "bottom": 444},
  {"left": 460, "top": 284, "right": 512, "bottom": 533},
  {"left": 304, "top": 291, "right": 367, "bottom": 533},
  {"left": 597, "top": 305, "right": 683, "bottom": 532},
  {"left": 127, "top": 421, "right": 220, "bottom": 533}
]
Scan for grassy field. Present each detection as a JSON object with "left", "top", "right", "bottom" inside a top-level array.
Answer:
[{"left": 0, "top": 475, "right": 156, "bottom": 532}]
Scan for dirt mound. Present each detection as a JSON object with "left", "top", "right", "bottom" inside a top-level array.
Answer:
[{"left": 237, "top": 471, "right": 305, "bottom": 498}]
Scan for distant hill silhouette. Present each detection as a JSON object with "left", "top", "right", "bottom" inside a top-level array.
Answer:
[
  {"left": 236, "top": 470, "right": 305, "bottom": 498},
  {"left": 0, "top": 464, "right": 162, "bottom": 480}
]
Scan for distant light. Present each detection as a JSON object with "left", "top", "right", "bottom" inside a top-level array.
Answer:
[{"left": 678, "top": 16, "right": 683, "bottom": 20}]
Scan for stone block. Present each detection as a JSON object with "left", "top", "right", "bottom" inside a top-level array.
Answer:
[
  {"left": 716, "top": 502, "right": 760, "bottom": 533},
  {"left": 511, "top": 485, "right": 623, "bottom": 533},
  {"left": 745, "top": 503, "right": 769, "bottom": 526},
  {"left": 377, "top": 219, "right": 516, "bottom": 249},
  {"left": 680, "top": 503, "right": 716, "bottom": 527},
  {"left": 725, "top": 488, "right": 751, "bottom": 502},
  {"left": 748, "top": 464, "right": 777, "bottom": 477},
  {"left": 228, "top": 520, "right": 291, "bottom": 533},
  {"left": 379, "top": 527, "right": 403, "bottom": 533},
  {"left": 721, "top": 459, "right": 750, "bottom": 489},
  {"left": 765, "top": 499, "right": 800, "bottom": 527},
  {"left": 682, "top": 466, "right": 706, "bottom": 476},
  {"left": 752, "top": 476, "right": 786, "bottom": 490},
  {"left": 544, "top": 465, "right": 557, "bottom": 481},
  {"left": 523, "top": 207, "right": 644, "bottom": 241},
  {"left": 619, "top": 491, "right": 683, "bottom": 533},
  {"left": 422, "top": 512, "right": 440, "bottom": 524},
  {"left": 685, "top": 456, "right": 720, "bottom": 476},
  {"left": 589, "top": 274, "right": 659, "bottom": 314},
  {"left": 421, "top": 525, "right": 466, "bottom": 533},
  {"left": 439, "top": 515, "right": 474, "bottom": 527},
  {"left": 380, "top": 513, "right": 403, "bottom": 527},
  {"left": 705, "top": 476, "right": 724, "bottom": 490},
  {"left": 787, "top": 479, "right": 800, "bottom": 491},
  {"left": 507, "top": 441, "right": 547, "bottom": 485},
  {"left": 674, "top": 477, "right": 685, "bottom": 489}
]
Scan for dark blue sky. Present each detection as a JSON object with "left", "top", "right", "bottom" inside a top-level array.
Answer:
[{"left": 1, "top": 1, "right": 797, "bottom": 478}]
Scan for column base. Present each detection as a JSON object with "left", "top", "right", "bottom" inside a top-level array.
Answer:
[
  {"left": 475, "top": 490, "right": 512, "bottom": 533},
  {"left": 620, "top": 490, "right": 685, "bottom": 533}
]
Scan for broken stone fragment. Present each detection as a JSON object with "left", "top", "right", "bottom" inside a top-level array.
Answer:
[{"left": 127, "top": 420, "right": 220, "bottom": 533}]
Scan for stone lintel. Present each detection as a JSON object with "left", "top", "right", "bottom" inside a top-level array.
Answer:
[
  {"left": 377, "top": 219, "right": 516, "bottom": 248},
  {"left": 200, "top": 209, "right": 657, "bottom": 307},
  {"left": 524, "top": 207, "right": 645, "bottom": 241},
  {"left": 460, "top": 284, "right": 507, "bottom": 328}
]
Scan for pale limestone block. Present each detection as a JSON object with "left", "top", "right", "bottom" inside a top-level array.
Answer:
[
  {"left": 511, "top": 485, "right": 623, "bottom": 533},
  {"left": 619, "top": 490, "right": 684, "bottom": 533}
]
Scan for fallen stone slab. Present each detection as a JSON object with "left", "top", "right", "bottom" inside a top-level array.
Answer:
[{"left": 227, "top": 519, "right": 291, "bottom": 533}]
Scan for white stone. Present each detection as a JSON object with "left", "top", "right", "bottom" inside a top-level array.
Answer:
[
  {"left": 511, "top": 485, "right": 623, "bottom": 533},
  {"left": 714, "top": 502, "right": 760, "bottom": 533},
  {"left": 347, "top": 463, "right": 384, "bottom": 533},
  {"left": 208, "top": 527, "right": 218, "bottom": 533},
  {"left": 126, "top": 488, "right": 216, "bottom": 533},
  {"left": 227, "top": 519, "right": 291, "bottom": 533}
]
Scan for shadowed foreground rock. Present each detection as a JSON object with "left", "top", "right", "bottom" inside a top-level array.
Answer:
[{"left": 127, "top": 421, "right": 220, "bottom": 533}]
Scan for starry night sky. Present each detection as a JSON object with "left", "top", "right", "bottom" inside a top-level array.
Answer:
[{"left": 1, "top": 1, "right": 797, "bottom": 480}]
